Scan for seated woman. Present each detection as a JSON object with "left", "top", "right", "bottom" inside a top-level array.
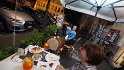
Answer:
[
  {"left": 56, "top": 24, "right": 67, "bottom": 39},
  {"left": 55, "top": 14, "right": 69, "bottom": 38},
  {"left": 56, "top": 26, "right": 63, "bottom": 38},
  {"left": 54, "top": 14, "right": 65, "bottom": 28},
  {"left": 56, "top": 43, "right": 104, "bottom": 70}
]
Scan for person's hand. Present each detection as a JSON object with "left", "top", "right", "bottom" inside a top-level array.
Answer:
[
  {"left": 65, "top": 35, "right": 68, "bottom": 41},
  {"left": 65, "top": 37, "right": 67, "bottom": 41},
  {"left": 56, "top": 65, "right": 65, "bottom": 70}
]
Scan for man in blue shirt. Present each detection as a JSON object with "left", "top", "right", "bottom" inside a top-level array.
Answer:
[{"left": 65, "top": 26, "right": 77, "bottom": 45}]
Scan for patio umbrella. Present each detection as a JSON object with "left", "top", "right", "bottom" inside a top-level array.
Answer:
[
  {"left": 60, "top": 0, "right": 124, "bottom": 40},
  {"left": 60, "top": 0, "right": 124, "bottom": 22}
]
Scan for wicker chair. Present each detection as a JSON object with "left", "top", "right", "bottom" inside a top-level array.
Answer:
[
  {"left": 63, "top": 37, "right": 81, "bottom": 59},
  {"left": 44, "top": 36, "right": 65, "bottom": 53}
]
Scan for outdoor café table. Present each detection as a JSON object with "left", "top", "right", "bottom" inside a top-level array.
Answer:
[
  {"left": 0, "top": 45, "right": 60, "bottom": 70},
  {"left": 0, "top": 53, "right": 22, "bottom": 70}
]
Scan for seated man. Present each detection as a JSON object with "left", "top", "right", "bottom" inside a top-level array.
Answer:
[{"left": 65, "top": 26, "right": 77, "bottom": 46}]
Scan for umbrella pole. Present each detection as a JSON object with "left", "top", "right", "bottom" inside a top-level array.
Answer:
[
  {"left": 13, "top": 0, "right": 18, "bottom": 47},
  {"left": 88, "top": 6, "right": 101, "bottom": 41}
]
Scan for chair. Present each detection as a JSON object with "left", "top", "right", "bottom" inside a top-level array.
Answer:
[
  {"left": 44, "top": 36, "right": 65, "bottom": 53},
  {"left": 62, "top": 37, "right": 81, "bottom": 59}
]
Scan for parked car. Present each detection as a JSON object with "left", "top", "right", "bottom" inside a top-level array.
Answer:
[
  {"left": 19, "top": 6, "right": 56, "bottom": 28},
  {"left": 0, "top": 8, "right": 34, "bottom": 31},
  {"left": 0, "top": 0, "right": 56, "bottom": 31}
]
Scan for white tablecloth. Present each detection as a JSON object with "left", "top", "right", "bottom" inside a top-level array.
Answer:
[
  {"left": 0, "top": 51, "right": 60, "bottom": 70},
  {"left": 0, "top": 53, "right": 23, "bottom": 70}
]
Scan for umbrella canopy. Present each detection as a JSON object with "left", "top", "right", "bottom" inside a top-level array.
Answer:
[{"left": 60, "top": 0, "right": 124, "bottom": 22}]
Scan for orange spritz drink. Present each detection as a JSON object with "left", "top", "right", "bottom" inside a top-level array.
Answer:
[
  {"left": 44, "top": 43, "right": 50, "bottom": 50},
  {"left": 23, "top": 57, "right": 34, "bottom": 70}
]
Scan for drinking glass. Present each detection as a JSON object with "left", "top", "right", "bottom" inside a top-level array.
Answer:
[
  {"left": 44, "top": 43, "right": 50, "bottom": 50},
  {"left": 23, "top": 57, "right": 34, "bottom": 70}
]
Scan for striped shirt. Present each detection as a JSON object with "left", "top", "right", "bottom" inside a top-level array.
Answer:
[{"left": 69, "top": 63, "right": 96, "bottom": 70}]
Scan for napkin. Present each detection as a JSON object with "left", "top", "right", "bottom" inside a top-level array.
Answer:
[{"left": 11, "top": 55, "right": 23, "bottom": 63}]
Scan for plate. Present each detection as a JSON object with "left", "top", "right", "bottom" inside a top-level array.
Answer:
[
  {"left": 28, "top": 45, "right": 43, "bottom": 53},
  {"left": 37, "top": 61, "right": 60, "bottom": 70},
  {"left": 38, "top": 61, "right": 49, "bottom": 70},
  {"left": 45, "top": 53, "right": 60, "bottom": 63},
  {"left": 32, "top": 54, "right": 42, "bottom": 62}
]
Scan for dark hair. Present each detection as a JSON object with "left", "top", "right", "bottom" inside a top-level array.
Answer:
[
  {"left": 82, "top": 43, "right": 104, "bottom": 65},
  {"left": 62, "top": 24, "right": 67, "bottom": 37},
  {"left": 113, "top": 67, "right": 124, "bottom": 70}
]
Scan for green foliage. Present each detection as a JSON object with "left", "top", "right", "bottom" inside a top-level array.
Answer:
[
  {"left": 0, "top": 51, "right": 9, "bottom": 60},
  {"left": 29, "top": 32, "right": 45, "bottom": 45},
  {"left": 0, "top": 24, "right": 57, "bottom": 61},
  {"left": 43, "top": 24, "right": 57, "bottom": 36},
  {"left": 0, "top": 46, "right": 17, "bottom": 60},
  {"left": 19, "top": 38, "right": 31, "bottom": 45},
  {"left": 20, "top": 24, "right": 57, "bottom": 45}
]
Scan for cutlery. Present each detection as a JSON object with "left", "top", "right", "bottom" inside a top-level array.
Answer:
[{"left": 11, "top": 53, "right": 19, "bottom": 60}]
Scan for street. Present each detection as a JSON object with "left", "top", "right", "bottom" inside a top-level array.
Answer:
[{"left": 0, "top": 28, "right": 39, "bottom": 50}]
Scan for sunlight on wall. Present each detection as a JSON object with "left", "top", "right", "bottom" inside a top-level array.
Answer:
[
  {"left": 33, "top": 0, "right": 64, "bottom": 16},
  {"left": 112, "top": 46, "right": 124, "bottom": 66}
]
